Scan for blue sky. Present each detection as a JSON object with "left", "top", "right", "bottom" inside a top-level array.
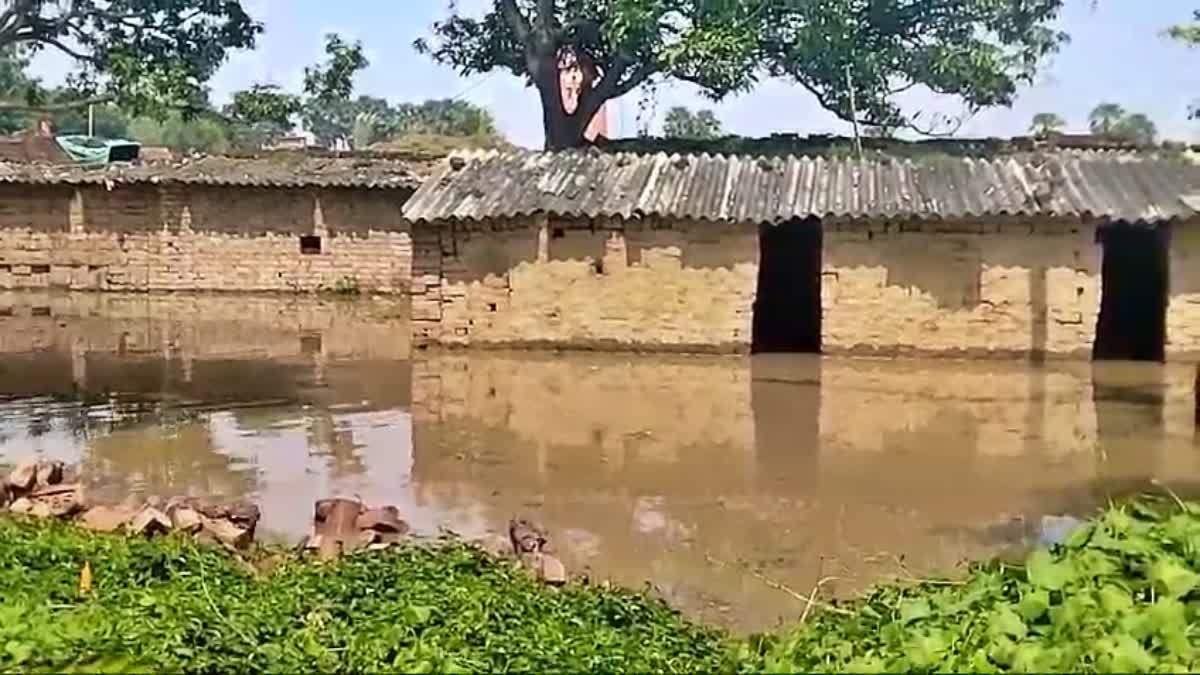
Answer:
[{"left": 30, "top": 0, "right": 1200, "bottom": 147}]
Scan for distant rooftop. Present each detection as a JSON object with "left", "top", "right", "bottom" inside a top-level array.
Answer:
[
  {"left": 596, "top": 133, "right": 1200, "bottom": 161},
  {"left": 0, "top": 150, "right": 432, "bottom": 190}
]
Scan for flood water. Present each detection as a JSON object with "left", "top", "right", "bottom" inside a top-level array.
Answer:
[{"left": 2, "top": 291, "right": 1200, "bottom": 632}]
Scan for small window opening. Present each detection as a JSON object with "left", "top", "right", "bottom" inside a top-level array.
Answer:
[
  {"left": 299, "top": 333, "right": 323, "bottom": 354},
  {"left": 300, "top": 235, "right": 322, "bottom": 255},
  {"left": 31, "top": 306, "right": 51, "bottom": 317},
  {"left": 31, "top": 264, "right": 50, "bottom": 274},
  {"left": 0, "top": 308, "right": 12, "bottom": 317},
  {"left": 551, "top": 227, "right": 565, "bottom": 239}
]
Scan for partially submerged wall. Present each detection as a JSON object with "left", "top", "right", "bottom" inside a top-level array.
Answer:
[
  {"left": 822, "top": 222, "right": 1101, "bottom": 358},
  {"left": 411, "top": 217, "right": 1112, "bottom": 357},
  {"left": 411, "top": 217, "right": 757, "bottom": 351},
  {"left": 0, "top": 184, "right": 411, "bottom": 294}
]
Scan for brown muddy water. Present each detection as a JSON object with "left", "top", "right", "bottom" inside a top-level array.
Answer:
[{"left": 2, "top": 291, "right": 1200, "bottom": 632}]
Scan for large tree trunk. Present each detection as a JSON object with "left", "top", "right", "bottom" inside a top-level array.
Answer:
[
  {"left": 542, "top": 104, "right": 590, "bottom": 150},
  {"left": 532, "top": 51, "right": 596, "bottom": 150}
]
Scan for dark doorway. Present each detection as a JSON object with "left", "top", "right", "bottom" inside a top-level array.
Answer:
[
  {"left": 1093, "top": 224, "right": 1169, "bottom": 362},
  {"left": 752, "top": 218, "right": 822, "bottom": 353}
]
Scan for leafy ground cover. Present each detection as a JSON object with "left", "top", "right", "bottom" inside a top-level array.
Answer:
[{"left": 3, "top": 496, "right": 1200, "bottom": 673}]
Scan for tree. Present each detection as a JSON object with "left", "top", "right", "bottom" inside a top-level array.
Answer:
[
  {"left": 1167, "top": 10, "right": 1200, "bottom": 46},
  {"left": 128, "top": 114, "right": 230, "bottom": 154},
  {"left": 0, "top": 47, "right": 36, "bottom": 133},
  {"left": 1089, "top": 103, "right": 1126, "bottom": 136},
  {"left": 227, "top": 33, "right": 368, "bottom": 149},
  {"left": 392, "top": 99, "right": 501, "bottom": 138},
  {"left": 1029, "top": 113, "right": 1066, "bottom": 138},
  {"left": 418, "top": 1, "right": 1069, "bottom": 149},
  {"left": 662, "top": 106, "right": 722, "bottom": 140},
  {"left": 1113, "top": 112, "right": 1157, "bottom": 146},
  {"left": 0, "top": 1, "right": 260, "bottom": 116}
]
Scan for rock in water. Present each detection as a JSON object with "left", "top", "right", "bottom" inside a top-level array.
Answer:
[
  {"left": 356, "top": 506, "right": 409, "bottom": 534},
  {"left": 128, "top": 507, "right": 172, "bottom": 537},
  {"left": 6, "top": 462, "right": 37, "bottom": 493},
  {"left": 34, "top": 461, "right": 63, "bottom": 488},
  {"left": 30, "top": 483, "right": 85, "bottom": 518},
  {"left": 539, "top": 554, "right": 567, "bottom": 585},
  {"left": 169, "top": 507, "right": 203, "bottom": 534},
  {"left": 509, "top": 518, "right": 548, "bottom": 555},
  {"left": 201, "top": 517, "right": 252, "bottom": 550},
  {"left": 80, "top": 505, "right": 137, "bottom": 533}
]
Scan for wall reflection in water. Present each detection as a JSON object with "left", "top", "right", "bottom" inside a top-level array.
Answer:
[{"left": 1, "top": 292, "right": 1199, "bottom": 631}]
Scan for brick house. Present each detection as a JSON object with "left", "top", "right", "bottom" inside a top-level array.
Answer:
[
  {"left": 403, "top": 148, "right": 1200, "bottom": 361},
  {"left": 0, "top": 154, "right": 425, "bottom": 294}
]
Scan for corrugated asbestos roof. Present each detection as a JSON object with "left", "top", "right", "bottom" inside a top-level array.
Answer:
[
  {"left": 403, "top": 150, "right": 1200, "bottom": 225},
  {"left": 0, "top": 154, "right": 427, "bottom": 190}
]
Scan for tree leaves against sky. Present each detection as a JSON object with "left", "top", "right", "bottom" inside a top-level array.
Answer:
[{"left": 418, "top": 0, "right": 1070, "bottom": 147}]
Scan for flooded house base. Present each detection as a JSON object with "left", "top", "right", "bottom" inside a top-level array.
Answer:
[{"left": 403, "top": 150, "right": 1200, "bottom": 361}]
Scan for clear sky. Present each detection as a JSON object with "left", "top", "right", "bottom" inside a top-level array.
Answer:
[{"left": 29, "top": 0, "right": 1200, "bottom": 147}]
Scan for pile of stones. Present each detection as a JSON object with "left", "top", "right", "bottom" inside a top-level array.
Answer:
[{"left": 1, "top": 459, "right": 260, "bottom": 550}]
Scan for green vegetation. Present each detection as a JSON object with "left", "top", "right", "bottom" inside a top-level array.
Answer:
[
  {"left": 663, "top": 107, "right": 723, "bottom": 141},
  {"left": 419, "top": 0, "right": 1068, "bottom": 148},
  {"left": 5, "top": 496, "right": 1200, "bottom": 673},
  {"left": 0, "top": 518, "right": 727, "bottom": 673},
  {"left": 742, "top": 496, "right": 1200, "bottom": 672}
]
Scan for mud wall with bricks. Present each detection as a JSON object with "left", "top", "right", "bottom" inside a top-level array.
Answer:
[{"left": 0, "top": 183, "right": 412, "bottom": 294}]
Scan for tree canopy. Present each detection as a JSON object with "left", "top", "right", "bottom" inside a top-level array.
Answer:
[
  {"left": 1088, "top": 103, "right": 1157, "bottom": 145},
  {"left": 1167, "top": 10, "right": 1200, "bottom": 46},
  {"left": 662, "top": 106, "right": 721, "bottom": 140},
  {"left": 0, "top": 0, "right": 259, "bottom": 116},
  {"left": 418, "top": 0, "right": 1069, "bottom": 149},
  {"left": 1029, "top": 112, "right": 1066, "bottom": 138}
]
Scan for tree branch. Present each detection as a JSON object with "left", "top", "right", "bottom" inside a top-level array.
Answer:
[
  {"left": 496, "top": 0, "right": 530, "bottom": 42},
  {"left": 610, "top": 61, "right": 656, "bottom": 99}
]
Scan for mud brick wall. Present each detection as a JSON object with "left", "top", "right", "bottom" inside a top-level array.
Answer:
[
  {"left": 410, "top": 217, "right": 758, "bottom": 351},
  {"left": 1167, "top": 225, "right": 1200, "bottom": 358},
  {"left": 821, "top": 222, "right": 1102, "bottom": 358},
  {"left": 0, "top": 184, "right": 412, "bottom": 294}
]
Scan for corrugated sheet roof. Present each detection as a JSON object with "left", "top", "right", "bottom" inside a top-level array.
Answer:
[
  {"left": 0, "top": 154, "right": 428, "bottom": 190},
  {"left": 403, "top": 150, "right": 1200, "bottom": 225}
]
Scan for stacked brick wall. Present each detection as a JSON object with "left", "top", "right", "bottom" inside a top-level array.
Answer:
[
  {"left": 0, "top": 184, "right": 412, "bottom": 294},
  {"left": 409, "top": 216, "right": 1200, "bottom": 358},
  {"left": 821, "top": 222, "right": 1101, "bottom": 358},
  {"left": 410, "top": 218, "right": 758, "bottom": 352}
]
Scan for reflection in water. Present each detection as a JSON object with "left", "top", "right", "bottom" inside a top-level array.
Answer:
[{"left": 1, "top": 293, "right": 1199, "bottom": 631}]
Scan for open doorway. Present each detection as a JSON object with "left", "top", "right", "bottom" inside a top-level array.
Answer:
[
  {"left": 751, "top": 217, "right": 822, "bottom": 353},
  {"left": 1093, "top": 223, "right": 1169, "bottom": 362}
]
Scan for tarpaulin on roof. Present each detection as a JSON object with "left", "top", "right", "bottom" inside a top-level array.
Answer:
[{"left": 56, "top": 135, "right": 140, "bottom": 165}]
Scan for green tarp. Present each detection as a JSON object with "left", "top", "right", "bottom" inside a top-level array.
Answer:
[{"left": 55, "top": 135, "right": 140, "bottom": 165}]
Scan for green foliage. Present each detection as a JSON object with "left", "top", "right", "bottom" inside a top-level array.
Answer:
[
  {"left": 127, "top": 114, "right": 230, "bottom": 154},
  {"left": 1089, "top": 103, "right": 1158, "bottom": 145},
  {"left": 0, "top": 48, "right": 38, "bottom": 134},
  {"left": 663, "top": 106, "right": 722, "bottom": 140},
  {"left": 8, "top": 497, "right": 1200, "bottom": 673},
  {"left": 228, "top": 33, "right": 368, "bottom": 145},
  {"left": 1166, "top": 10, "right": 1200, "bottom": 46},
  {"left": 741, "top": 497, "right": 1200, "bottom": 673},
  {"left": 0, "top": 518, "right": 728, "bottom": 673},
  {"left": 1030, "top": 113, "right": 1067, "bottom": 138},
  {"left": 0, "top": 1, "right": 260, "bottom": 117},
  {"left": 418, "top": 0, "right": 1069, "bottom": 147}
]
